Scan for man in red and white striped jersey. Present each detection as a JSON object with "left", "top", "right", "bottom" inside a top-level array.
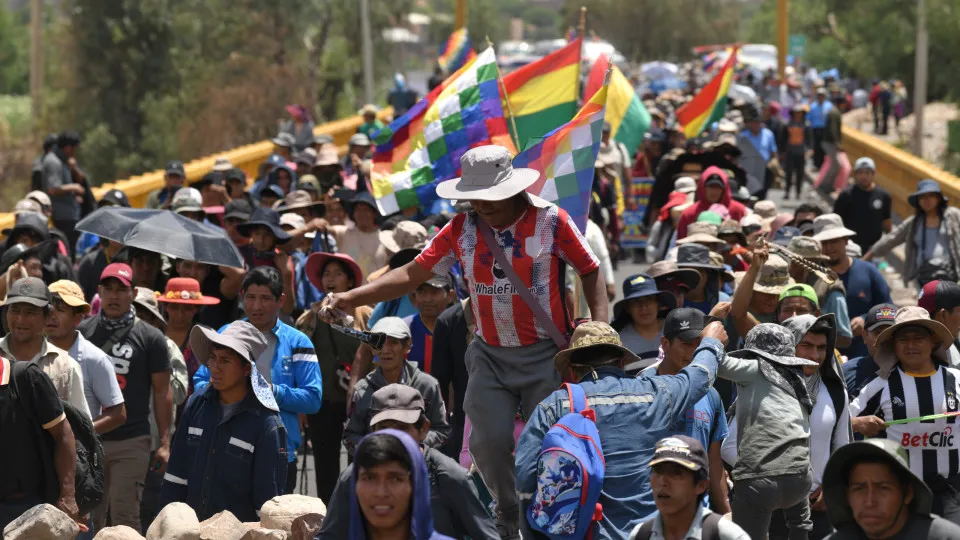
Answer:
[{"left": 321, "top": 145, "right": 608, "bottom": 538}]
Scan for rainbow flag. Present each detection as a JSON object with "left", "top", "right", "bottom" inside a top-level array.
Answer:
[
  {"left": 585, "top": 54, "right": 650, "bottom": 158},
  {"left": 502, "top": 38, "right": 581, "bottom": 150},
  {"left": 513, "top": 81, "right": 609, "bottom": 232},
  {"left": 676, "top": 46, "right": 739, "bottom": 138},
  {"left": 438, "top": 28, "right": 477, "bottom": 74},
  {"left": 371, "top": 47, "right": 514, "bottom": 215}
]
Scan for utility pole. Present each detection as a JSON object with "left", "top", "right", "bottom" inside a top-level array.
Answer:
[
  {"left": 30, "top": 0, "right": 43, "bottom": 119},
  {"left": 777, "top": 0, "right": 788, "bottom": 81},
  {"left": 360, "top": 0, "right": 375, "bottom": 105},
  {"left": 455, "top": 0, "right": 466, "bottom": 30},
  {"left": 913, "top": 0, "right": 928, "bottom": 157}
]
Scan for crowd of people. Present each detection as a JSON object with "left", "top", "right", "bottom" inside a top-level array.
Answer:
[{"left": 1, "top": 58, "right": 959, "bottom": 540}]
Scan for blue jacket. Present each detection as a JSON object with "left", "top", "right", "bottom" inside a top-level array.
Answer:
[
  {"left": 160, "top": 386, "right": 287, "bottom": 522},
  {"left": 194, "top": 318, "right": 322, "bottom": 461},
  {"left": 349, "top": 429, "right": 454, "bottom": 540},
  {"left": 516, "top": 337, "right": 723, "bottom": 540}
]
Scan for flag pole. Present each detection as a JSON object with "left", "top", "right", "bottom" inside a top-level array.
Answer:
[
  {"left": 576, "top": 7, "right": 587, "bottom": 102},
  {"left": 488, "top": 36, "right": 521, "bottom": 151}
]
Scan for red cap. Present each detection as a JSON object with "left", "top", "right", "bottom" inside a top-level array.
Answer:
[
  {"left": 918, "top": 281, "right": 940, "bottom": 314},
  {"left": 100, "top": 263, "right": 134, "bottom": 286},
  {"left": 918, "top": 280, "right": 960, "bottom": 316}
]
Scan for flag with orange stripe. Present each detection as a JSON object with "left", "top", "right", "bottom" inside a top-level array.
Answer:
[{"left": 676, "top": 47, "right": 739, "bottom": 138}]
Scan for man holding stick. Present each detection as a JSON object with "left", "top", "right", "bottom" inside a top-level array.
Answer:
[{"left": 320, "top": 145, "right": 608, "bottom": 538}]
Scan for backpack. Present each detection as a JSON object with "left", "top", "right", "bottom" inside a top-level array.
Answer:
[
  {"left": 632, "top": 512, "right": 722, "bottom": 540},
  {"left": 527, "top": 383, "right": 605, "bottom": 539},
  {"left": 10, "top": 361, "right": 105, "bottom": 515}
]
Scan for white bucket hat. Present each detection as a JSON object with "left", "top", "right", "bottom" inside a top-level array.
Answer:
[
  {"left": 812, "top": 213, "right": 856, "bottom": 242},
  {"left": 435, "top": 145, "right": 547, "bottom": 206}
]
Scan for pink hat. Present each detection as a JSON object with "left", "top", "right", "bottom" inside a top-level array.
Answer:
[{"left": 100, "top": 263, "right": 133, "bottom": 287}]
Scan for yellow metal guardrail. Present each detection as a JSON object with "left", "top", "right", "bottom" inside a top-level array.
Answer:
[
  {"left": 841, "top": 125, "right": 960, "bottom": 219},
  {"left": 0, "top": 108, "right": 392, "bottom": 233}
]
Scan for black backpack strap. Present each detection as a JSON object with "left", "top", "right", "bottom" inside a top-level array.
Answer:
[
  {"left": 97, "top": 317, "right": 137, "bottom": 357},
  {"left": 701, "top": 512, "right": 723, "bottom": 539},
  {"left": 633, "top": 519, "right": 654, "bottom": 540}
]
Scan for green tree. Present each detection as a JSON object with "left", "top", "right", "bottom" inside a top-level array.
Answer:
[{"left": 0, "top": 4, "right": 29, "bottom": 95}]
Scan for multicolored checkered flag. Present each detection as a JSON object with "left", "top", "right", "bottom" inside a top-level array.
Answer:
[
  {"left": 513, "top": 79, "right": 609, "bottom": 232},
  {"left": 371, "top": 47, "right": 515, "bottom": 215}
]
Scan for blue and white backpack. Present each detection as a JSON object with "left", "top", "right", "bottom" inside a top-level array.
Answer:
[{"left": 527, "top": 383, "right": 605, "bottom": 539}]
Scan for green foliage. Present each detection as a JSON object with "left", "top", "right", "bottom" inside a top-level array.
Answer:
[
  {"left": 0, "top": 95, "right": 31, "bottom": 138},
  {"left": 743, "top": 0, "right": 960, "bottom": 101},
  {"left": 0, "top": 3, "right": 29, "bottom": 95}
]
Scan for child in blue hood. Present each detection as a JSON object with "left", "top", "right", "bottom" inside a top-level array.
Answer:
[{"left": 350, "top": 429, "right": 454, "bottom": 540}]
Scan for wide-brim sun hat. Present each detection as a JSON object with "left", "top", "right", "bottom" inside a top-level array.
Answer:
[
  {"left": 305, "top": 252, "right": 364, "bottom": 293},
  {"left": 235, "top": 207, "right": 292, "bottom": 244},
  {"left": 189, "top": 322, "right": 278, "bottom": 411},
  {"left": 821, "top": 439, "right": 932, "bottom": 529},
  {"left": 907, "top": 179, "right": 946, "bottom": 209},
  {"left": 874, "top": 306, "right": 954, "bottom": 377},
  {"left": 553, "top": 321, "right": 642, "bottom": 375},
  {"left": 156, "top": 277, "right": 221, "bottom": 306},
  {"left": 812, "top": 213, "right": 857, "bottom": 243},
  {"left": 646, "top": 261, "right": 702, "bottom": 292},
  {"left": 435, "top": 146, "right": 544, "bottom": 205},
  {"left": 676, "top": 233, "right": 727, "bottom": 247},
  {"left": 133, "top": 287, "right": 167, "bottom": 331},
  {"left": 613, "top": 273, "right": 677, "bottom": 322}
]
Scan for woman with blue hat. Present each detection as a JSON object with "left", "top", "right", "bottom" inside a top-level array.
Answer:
[
  {"left": 865, "top": 179, "right": 960, "bottom": 287},
  {"left": 612, "top": 273, "right": 677, "bottom": 373}
]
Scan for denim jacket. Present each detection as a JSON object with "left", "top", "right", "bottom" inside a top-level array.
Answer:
[
  {"left": 194, "top": 318, "right": 322, "bottom": 461},
  {"left": 160, "top": 386, "right": 288, "bottom": 522},
  {"left": 516, "top": 337, "right": 724, "bottom": 540}
]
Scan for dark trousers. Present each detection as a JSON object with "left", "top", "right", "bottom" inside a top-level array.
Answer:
[
  {"left": 139, "top": 450, "right": 163, "bottom": 532},
  {"left": 52, "top": 219, "right": 79, "bottom": 259},
  {"left": 770, "top": 507, "right": 833, "bottom": 539},
  {"left": 286, "top": 461, "right": 298, "bottom": 495},
  {"left": 0, "top": 496, "right": 41, "bottom": 531},
  {"left": 811, "top": 128, "right": 825, "bottom": 169},
  {"left": 930, "top": 476, "right": 960, "bottom": 526},
  {"left": 784, "top": 151, "right": 806, "bottom": 198},
  {"left": 307, "top": 401, "right": 347, "bottom": 505}
]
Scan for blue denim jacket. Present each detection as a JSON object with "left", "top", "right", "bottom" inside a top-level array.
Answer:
[
  {"left": 194, "top": 318, "right": 322, "bottom": 461},
  {"left": 160, "top": 386, "right": 288, "bottom": 522},
  {"left": 516, "top": 337, "right": 723, "bottom": 540}
]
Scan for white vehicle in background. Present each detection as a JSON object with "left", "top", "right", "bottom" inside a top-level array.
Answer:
[{"left": 497, "top": 40, "right": 536, "bottom": 73}]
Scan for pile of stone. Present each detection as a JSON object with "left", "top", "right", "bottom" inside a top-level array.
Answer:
[{"left": 2, "top": 495, "right": 325, "bottom": 540}]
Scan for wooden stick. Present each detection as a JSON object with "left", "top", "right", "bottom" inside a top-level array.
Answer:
[{"left": 488, "top": 36, "right": 521, "bottom": 150}]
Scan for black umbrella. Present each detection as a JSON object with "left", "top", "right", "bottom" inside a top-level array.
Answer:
[{"left": 76, "top": 207, "right": 244, "bottom": 268}]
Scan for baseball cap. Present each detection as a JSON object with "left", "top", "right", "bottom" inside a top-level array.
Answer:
[
  {"left": 370, "top": 317, "right": 412, "bottom": 341},
  {"left": 663, "top": 308, "right": 706, "bottom": 341},
  {"left": 648, "top": 435, "right": 708, "bottom": 473},
  {"left": 225, "top": 168, "right": 246, "bottom": 183},
  {"left": 703, "top": 173, "right": 725, "bottom": 188},
  {"left": 865, "top": 303, "right": 898, "bottom": 332},
  {"left": 279, "top": 213, "right": 306, "bottom": 230},
  {"left": 13, "top": 199, "right": 42, "bottom": 216},
  {"left": 99, "top": 189, "right": 130, "bottom": 208},
  {"left": 3, "top": 277, "right": 51, "bottom": 308},
  {"left": 48, "top": 280, "right": 91, "bottom": 313},
  {"left": 422, "top": 273, "right": 454, "bottom": 291},
  {"left": 26, "top": 190, "right": 51, "bottom": 208},
  {"left": 779, "top": 283, "right": 820, "bottom": 309},
  {"left": 918, "top": 281, "right": 960, "bottom": 317},
  {"left": 223, "top": 199, "right": 253, "bottom": 221},
  {"left": 369, "top": 384, "right": 426, "bottom": 427},
  {"left": 348, "top": 133, "right": 371, "bottom": 147},
  {"left": 165, "top": 160, "right": 186, "bottom": 176},
  {"left": 100, "top": 263, "right": 134, "bottom": 287},
  {"left": 171, "top": 187, "right": 204, "bottom": 214},
  {"left": 854, "top": 157, "right": 876, "bottom": 172}
]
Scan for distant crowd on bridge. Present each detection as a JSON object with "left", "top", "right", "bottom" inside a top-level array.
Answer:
[{"left": 2, "top": 44, "right": 960, "bottom": 540}]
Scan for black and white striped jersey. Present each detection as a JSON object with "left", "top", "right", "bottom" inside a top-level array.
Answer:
[{"left": 850, "top": 365, "right": 960, "bottom": 483}]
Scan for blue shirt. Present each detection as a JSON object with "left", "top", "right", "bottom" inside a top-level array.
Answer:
[
  {"left": 642, "top": 365, "right": 729, "bottom": 508},
  {"left": 403, "top": 314, "right": 434, "bottom": 374},
  {"left": 839, "top": 259, "right": 892, "bottom": 358},
  {"left": 739, "top": 128, "right": 778, "bottom": 162},
  {"left": 292, "top": 251, "right": 323, "bottom": 313},
  {"left": 194, "top": 318, "right": 322, "bottom": 462},
  {"left": 684, "top": 291, "right": 731, "bottom": 317},
  {"left": 368, "top": 296, "right": 418, "bottom": 328},
  {"left": 516, "top": 337, "right": 724, "bottom": 539},
  {"left": 842, "top": 355, "right": 879, "bottom": 401},
  {"left": 807, "top": 99, "right": 834, "bottom": 129}
]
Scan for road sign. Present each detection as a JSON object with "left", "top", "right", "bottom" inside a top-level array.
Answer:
[{"left": 788, "top": 35, "right": 806, "bottom": 58}]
